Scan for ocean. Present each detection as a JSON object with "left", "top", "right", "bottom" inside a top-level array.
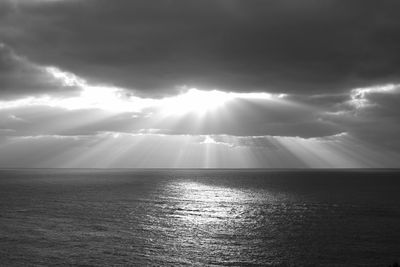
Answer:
[{"left": 0, "top": 169, "right": 399, "bottom": 266}]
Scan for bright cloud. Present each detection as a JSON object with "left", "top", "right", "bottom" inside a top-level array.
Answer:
[
  {"left": 0, "top": 66, "right": 288, "bottom": 115},
  {"left": 348, "top": 84, "right": 400, "bottom": 109},
  {"left": 1, "top": 52, "right": 400, "bottom": 168}
]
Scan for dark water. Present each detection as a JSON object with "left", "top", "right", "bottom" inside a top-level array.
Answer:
[{"left": 0, "top": 169, "right": 399, "bottom": 266}]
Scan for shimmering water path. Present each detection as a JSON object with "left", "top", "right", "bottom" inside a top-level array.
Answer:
[{"left": 0, "top": 169, "right": 399, "bottom": 266}]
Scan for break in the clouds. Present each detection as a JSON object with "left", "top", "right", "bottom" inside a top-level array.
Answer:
[{"left": 0, "top": 0, "right": 400, "bottom": 168}]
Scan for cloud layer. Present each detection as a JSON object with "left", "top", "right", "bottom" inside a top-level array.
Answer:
[
  {"left": 2, "top": 0, "right": 400, "bottom": 96},
  {"left": 1, "top": 1, "right": 400, "bottom": 167}
]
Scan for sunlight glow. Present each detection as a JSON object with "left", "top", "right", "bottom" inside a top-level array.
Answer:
[
  {"left": 0, "top": 65, "right": 287, "bottom": 115},
  {"left": 2, "top": 47, "right": 400, "bottom": 168},
  {"left": 0, "top": 86, "right": 284, "bottom": 114},
  {"left": 0, "top": 66, "right": 289, "bottom": 115},
  {"left": 57, "top": 86, "right": 155, "bottom": 112},
  {"left": 159, "top": 89, "right": 233, "bottom": 115}
]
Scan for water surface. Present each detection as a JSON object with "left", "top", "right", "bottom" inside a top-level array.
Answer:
[{"left": 0, "top": 169, "right": 399, "bottom": 266}]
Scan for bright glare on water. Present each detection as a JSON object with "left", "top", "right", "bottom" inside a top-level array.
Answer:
[{"left": 0, "top": 169, "right": 399, "bottom": 266}]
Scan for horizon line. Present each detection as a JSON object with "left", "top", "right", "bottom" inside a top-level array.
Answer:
[{"left": 1, "top": 167, "right": 399, "bottom": 171}]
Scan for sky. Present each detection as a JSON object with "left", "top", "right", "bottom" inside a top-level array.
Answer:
[{"left": 1, "top": 0, "right": 400, "bottom": 168}]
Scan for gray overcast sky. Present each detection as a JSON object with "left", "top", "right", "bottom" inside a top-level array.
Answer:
[
  {"left": 0, "top": 0, "right": 400, "bottom": 168},
  {"left": 2, "top": 0, "right": 400, "bottom": 96}
]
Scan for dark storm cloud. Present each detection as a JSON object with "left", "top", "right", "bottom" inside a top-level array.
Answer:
[
  {"left": 1, "top": 0, "right": 400, "bottom": 165},
  {"left": 321, "top": 84, "right": 400, "bottom": 151},
  {"left": 0, "top": 43, "right": 80, "bottom": 99},
  {"left": 2, "top": 0, "right": 400, "bottom": 96}
]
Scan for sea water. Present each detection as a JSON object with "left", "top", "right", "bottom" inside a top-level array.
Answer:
[{"left": 0, "top": 169, "right": 399, "bottom": 266}]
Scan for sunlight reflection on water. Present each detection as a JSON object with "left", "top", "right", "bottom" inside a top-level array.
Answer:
[
  {"left": 133, "top": 179, "right": 288, "bottom": 265},
  {"left": 169, "top": 181, "right": 252, "bottom": 225},
  {"left": 1, "top": 170, "right": 400, "bottom": 266}
]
